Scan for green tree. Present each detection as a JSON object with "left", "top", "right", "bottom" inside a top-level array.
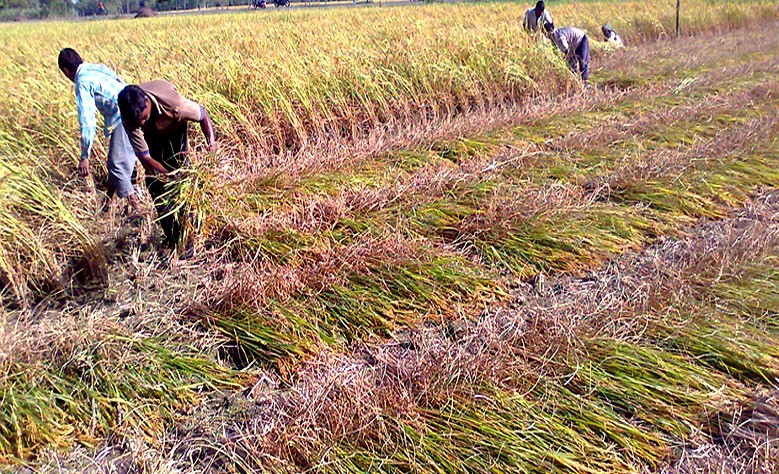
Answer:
[{"left": 39, "top": 0, "right": 73, "bottom": 16}]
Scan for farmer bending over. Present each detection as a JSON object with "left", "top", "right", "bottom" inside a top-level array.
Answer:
[
  {"left": 117, "top": 81, "right": 215, "bottom": 246},
  {"left": 523, "top": 1, "right": 553, "bottom": 33},
  {"left": 58, "top": 48, "right": 138, "bottom": 210},
  {"left": 545, "top": 22, "right": 590, "bottom": 86}
]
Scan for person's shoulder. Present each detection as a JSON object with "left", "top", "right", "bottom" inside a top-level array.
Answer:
[
  {"left": 141, "top": 80, "right": 191, "bottom": 108},
  {"left": 75, "top": 62, "right": 95, "bottom": 79},
  {"left": 142, "top": 79, "right": 175, "bottom": 89},
  {"left": 89, "top": 62, "right": 111, "bottom": 71},
  {"left": 96, "top": 62, "right": 119, "bottom": 71},
  {"left": 75, "top": 63, "right": 102, "bottom": 86},
  {"left": 140, "top": 79, "right": 178, "bottom": 95},
  {"left": 79, "top": 62, "right": 121, "bottom": 79}
]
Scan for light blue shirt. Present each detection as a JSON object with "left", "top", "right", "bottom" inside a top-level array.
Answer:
[{"left": 74, "top": 62, "right": 126, "bottom": 161}]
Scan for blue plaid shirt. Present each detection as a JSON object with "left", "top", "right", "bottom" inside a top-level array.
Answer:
[{"left": 74, "top": 63, "right": 126, "bottom": 161}]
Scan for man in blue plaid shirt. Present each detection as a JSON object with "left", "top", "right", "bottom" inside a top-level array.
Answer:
[{"left": 58, "top": 48, "right": 138, "bottom": 209}]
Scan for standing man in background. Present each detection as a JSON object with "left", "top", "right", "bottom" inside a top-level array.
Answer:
[
  {"left": 58, "top": 48, "right": 138, "bottom": 211},
  {"left": 118, "top": 81, "right": 215, "bottom": 247},
  {"left": 544, "top": 22, "right": 591, "bottom": 87},
  {"left": 523, "top": 1, "right": 553, "bottom": 33}
]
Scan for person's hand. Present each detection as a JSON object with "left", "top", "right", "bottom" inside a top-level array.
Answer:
[
  {"left": 155, "top": 171, "right": 173, "bottom": 184},
  {"left": 207, "top": 142, "right": 217, "bottom": 153},
  {"left": 78, "top": 159, "right": 90, "bottom": 177}
]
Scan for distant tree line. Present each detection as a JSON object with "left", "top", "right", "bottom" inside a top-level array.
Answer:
[
  {"left": 0, "top": 0, "right": 246, "bottom": 21},
  {"left": 0, "top": 0, "right": 72, "bottom": 19}
]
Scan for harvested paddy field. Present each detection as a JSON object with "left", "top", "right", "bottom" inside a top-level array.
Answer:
[{"left": 1, "top": 2, "right": 779, "bottom": 472}]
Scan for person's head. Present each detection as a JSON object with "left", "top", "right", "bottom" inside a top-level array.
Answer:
[
  {"left": 534, "top": 1, "right": 545, "bottom": 15},
  {"left": 118, "top": 85, "right": 152, "bottom": 128},
  {"left": 58, "top": 48, "right": 83, "bottom": 82},
  {"left": 544, "top": 21, "right": 555, "bottom": 35}
]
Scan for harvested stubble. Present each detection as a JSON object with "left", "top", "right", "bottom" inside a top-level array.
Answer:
[
  {"left": 156, "top": 198, "right": 779, "bottom": 473},
  {"left": 1, "top": 0, "right": 779, "bottom": 302},
  {"left": 161, "top": 24, "right": 779, "bottom": 473},
  {"left": 0, "top": 311, "right": 241, "bottom": 462},
  {"left": 0, "top": 160, "right": 106, "bottom": 303}
]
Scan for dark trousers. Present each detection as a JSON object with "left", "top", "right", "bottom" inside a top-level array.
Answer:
[
  {"left": 572, "top": 36, "right": 590, "bottom": 82},
  {"left": 146, "top": 124, "right": 188, "bottom": 245}
]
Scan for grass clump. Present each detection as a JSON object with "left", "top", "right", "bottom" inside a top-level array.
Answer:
[
  {"left": 0, "top": 161, "right": 106, "bottom": 305},
  {"left": 0, "top": 333, "right": 238, "bottom": 462},
  {"left": 203, "top": 250, "right": 504, "bottom": 368}
]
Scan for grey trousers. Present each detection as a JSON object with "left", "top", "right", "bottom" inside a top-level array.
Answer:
[{"left": 107, "top": 124, "right": 137, "bottom": 198}]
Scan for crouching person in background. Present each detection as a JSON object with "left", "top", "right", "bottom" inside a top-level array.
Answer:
[
  {"left": 602, "top": 24, "right": 624, "bottom": 47},
  {"left": 545, "top": 22, "right": 591, "bottom": 87},
  {"left": 58, "top": 48, "right": 138, "bottom": 210},
  {"left": 117, "top": 81, "right": 215, "bottom": 247}
]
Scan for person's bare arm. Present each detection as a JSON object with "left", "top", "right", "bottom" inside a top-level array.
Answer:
[
  {"left": 137, "top": 151, "right": 170, "bottom": 176},
  {"left": 76, "top": 83, "right": 97, "bottom": 177},
  {"left": 125, "top": 125, "right": 170, "bottom": 177},
  {"left": 198, "top": 106, "right": 216, "bottom": 151}
]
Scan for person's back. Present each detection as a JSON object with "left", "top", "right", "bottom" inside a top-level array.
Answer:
[
  {"left": 58, "top": 48, "right": 138, "bottom": 208},
  {"left": 75, "top": 63, "right": 126, "bottom": 136},
  {"left": 545, "top": 23, "right": 590, "bottom": 85},
  {"left": 552, "top": 26, "right": 586, "bottom": 56}
]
